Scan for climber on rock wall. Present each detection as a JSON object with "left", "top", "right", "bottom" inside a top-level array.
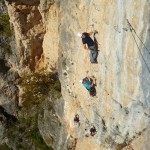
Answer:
[
  {"left": 90, "top": 126, "right": 97, "bottom": 136},
  {"left": 80, "top": 76, "right": 96, "bottom": 97},
  {"left": 74, "top": 114, "right": 80, "bottom": 127},
  {"left": 78, "top": 31, "right": 98, "bottom": 64},
  {"left": 74, "top": 114, "right": 79, "bottom": 123}
]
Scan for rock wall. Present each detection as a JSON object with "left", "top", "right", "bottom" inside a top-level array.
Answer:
[
  {"left": 0, "top": 0, "right": 19, "bottom": 147},
  {"left": 0, "top": 0, "right": 64, "bottom": 149},
  {"left": 38, "top": 97, "right": 68, "bottom": 150},
  {"left": 5, "top": 0, "right": 58, "bottom": 71},
  {"left": 0, "top": 0, "right": 149, "bottom": 149},
  {"left": 5, "top": 0, "right": 44, "bottom": 70},
  {"left": 0, "top": 0, "right": 19, "bottom": 123},
  {"left": 58, "top": 0, "right": 150, "bottom": 149}
]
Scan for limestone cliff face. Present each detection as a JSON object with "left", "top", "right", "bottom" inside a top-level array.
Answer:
[
  {"left": 0, "top": 0, "right": 150, "bottom": 150},
  {"left": 0, "top": 1, "right": 64, "bottom": 149},
  {"left": 58, "top": 0, "right": 150, "bottom": 150},
  {"left": 5, "top": 0, "right": 58, "bottom": 71}
]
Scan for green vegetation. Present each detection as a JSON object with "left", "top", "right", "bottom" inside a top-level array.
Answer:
[
  {"left": 4, "top": 72, "right": 61, "bottom": 149},
  {"left": 0, "top": 14, "right": 11, "bottom": 36},
  {"left": 20, "top": 72, "right": 61, "bottom": 107},
  {"left": 5, "top": 110, "right": 52, "bottom": 150},
  {"left": 1, "top": 0, "right": 5, "bottom": 5},
  {"left": 0, "top": 144, "right": 12, "bottom": 150},
  {"left": 0, "top": 14, "right": 12, "bottom": 55},
  {"left": 0, "top": 59, "right": 10, "bottom": 73},
  {"left": 64, "top": 72, "right": 67, "bottom": 76}
]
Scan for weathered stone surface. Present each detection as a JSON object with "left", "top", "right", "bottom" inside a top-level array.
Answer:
[
  {"left": 0, "top": 0, "right": 19, "bottom": 118},
  {"left": 38, "top": 97, "right": 68, "bottom": 150},
  {"left": 0, "top": 1, "right": 20, "bottom": 147},
  {"left": 58, "top": 0, "right": 150, "bottom": 149},
  {"left": 0, "top": 115, "right": 5, "bottom": 145},
  {"left": 0, "top": 0, "right": 149, "bottom": 149},
  {"left": 5, "top": 0, "right": 45, "bottom": 70}
]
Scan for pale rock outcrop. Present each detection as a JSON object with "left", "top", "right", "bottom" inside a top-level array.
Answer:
[
  {"left": 38, "top": 97, "right": 68, "bottom": 150},
  {"left": 58, "top": 0, "right": 150, "bottom": 149},
  {"left": 41, "top": 2, "right": 59, "bottom": 71},
  {"left": 5, "top": 0, "right": 59, "bottom": 71},
  {"left": 5, "top": 0, "right": 45, "bottom": 70}
]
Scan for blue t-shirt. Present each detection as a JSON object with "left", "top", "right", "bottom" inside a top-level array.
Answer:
[{"left": 82, "top": 79, "right": 91, "bottom": 90}]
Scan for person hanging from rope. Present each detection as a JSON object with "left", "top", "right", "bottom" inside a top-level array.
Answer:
[
  {"left": 74, "top": 114, "right": 80, "bottom": 127},
  {"left": 85, "top": 125, "right": 97, "bottom": 137},
  {"left": 80, "top": 76, "right": 96, "bottom": 97},
  {"left": 78, "top": 31, "right": 98, "bottom": 64},
  {"left": 90, "top": 125, "right": 97, "bottom": 136}
]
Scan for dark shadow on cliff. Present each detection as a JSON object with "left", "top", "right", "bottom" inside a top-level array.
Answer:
[
  {"left": 0, "top": 59, "right": 10, "bottom": 74},
  {"left": 0, "top": 105, "right": 18, "bottom": 123}
]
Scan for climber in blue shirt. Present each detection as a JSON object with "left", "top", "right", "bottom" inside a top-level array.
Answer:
[
  {"left": 82, "top": 78, "right": 91, "bottom": 90},
  {"left": 80, "top": 76, "right": 96, "bottom": 96}
]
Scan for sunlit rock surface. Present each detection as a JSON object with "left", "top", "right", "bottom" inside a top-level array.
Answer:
[
  {"left": 0, "top": 0, "right": 149, "bottom": 149},
  {"left": 58, "top": 0, "right": 150, "bottom": 149}
]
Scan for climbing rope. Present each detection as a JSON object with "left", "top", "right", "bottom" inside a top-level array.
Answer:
[
  {"left": 127, "top": 19, "right": 150, "bottom": 74},
  {"left": 127, "top": 20, "right": 150, "bottom": 55}
]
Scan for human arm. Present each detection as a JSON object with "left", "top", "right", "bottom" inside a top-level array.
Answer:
[
  {"left": 83, "top": 44, "right": 89, "bottom": 50},
  {"left": 88, "top": 30, "right": 98, "bottom": 36},
  {"left": 83, "top": 44, "right": 87, "bottom": 49},
  {"left": 90, "top": 80, "right": 95, "bottom": 87},
  {"left": 86, "top": 76, "right": 96, "bottom": 87},
  {"left": 88, "top": 31, "right": 93, "bottom": 36}
]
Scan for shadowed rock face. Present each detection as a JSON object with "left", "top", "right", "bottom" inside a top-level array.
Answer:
[
  {"left": 5, "top": 0, "right": 40, "bottom": 6},
  {"left": 0, "top": 0, "right": 149, "bottom": 150},
  {"left": 0, "top": 59, "right": 10, "bottom": 74},
  {"left": 5, "top": 0, "right": 58, "bottom": 71},
  {"left": 0, "top": 0, "right": 19, "bottom": 118},
  {"left": 0, "top": 105, "right": 17, "bottom": 122},
  {"left": 38, "top": 97, "right": 68, "bottom": 150}
]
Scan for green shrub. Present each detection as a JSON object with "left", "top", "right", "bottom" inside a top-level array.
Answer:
[
  {"left": 64, "top": 72, "right": 67, "bottom": 76},
  {"left": 20, "top": 72, "right": 61, "bottom": 107},
  {"left": 0, "top": 144, "right": 12, "bottom": 150},
  {"left": 0, "top": 14, "right": 12, "bottom": 55},
  {"left": 4, "top": 72, "right": 61, "bottom": 149},
  {"left": 5, "top": 113, "right": 52, "bottom": 150},
  {"left": 0, "top": 14, "right": 11, "bottom": 36}
]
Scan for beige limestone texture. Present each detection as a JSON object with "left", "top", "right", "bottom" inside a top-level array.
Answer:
[
  {"left": 59, "top": 0, "right": 150, "bottom": 149},
  {"left": 42, "top": 3, "right": 59, "bottom": 71},
  {"left": 3, "top": 0, "right": 150, "bottom": 149},
  {"left": 5, "top": 0, "right": 59, "bottom": 71}
]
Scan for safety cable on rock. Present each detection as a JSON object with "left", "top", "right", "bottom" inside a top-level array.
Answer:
[
  {"left": 127, "top": 20, "right": 150, "bottom": 55},
  {"left": 127, "top": 19, "right": 150, "bottom": 74}
]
